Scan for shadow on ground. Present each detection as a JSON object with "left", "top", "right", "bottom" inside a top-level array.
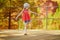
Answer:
[{"left": 0, "top": 34, "right": 60, "bottom": 40}]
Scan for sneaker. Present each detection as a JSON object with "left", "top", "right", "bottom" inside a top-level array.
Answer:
[{"left": 24, "top": 33, "right": 27, "bottom": 35}]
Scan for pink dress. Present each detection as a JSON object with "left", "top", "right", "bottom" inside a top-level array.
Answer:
[{"left": 22, "top": 9, "right": 30, "bottom": 21}]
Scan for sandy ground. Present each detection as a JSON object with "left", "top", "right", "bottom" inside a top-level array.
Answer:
[{"left": 0, "top": 30, "right": 60, "bottom": 40}]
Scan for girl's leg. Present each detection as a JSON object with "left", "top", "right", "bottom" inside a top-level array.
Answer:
[
  {"left": 24, "top": 20, "right": 30, "bottom": 35},
  {"left": 24, "top": 22, "right": 27, "bottom": 35}
]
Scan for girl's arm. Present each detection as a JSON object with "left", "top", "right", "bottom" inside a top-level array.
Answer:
[
  {"left": 29, "top": 10, "right": 37, "bottom": 15},
  {"left": 16, "top": 9, "right": 24, "bottom": 20}
]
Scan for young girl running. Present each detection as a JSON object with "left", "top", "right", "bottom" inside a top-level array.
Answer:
[{"left": 16, "top": 3, "right": 37, "bottom": 35}]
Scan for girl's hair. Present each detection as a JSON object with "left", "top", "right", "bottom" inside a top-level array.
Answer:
[{"left": 23, "top": 3, "right": 30, "bottom": 8}]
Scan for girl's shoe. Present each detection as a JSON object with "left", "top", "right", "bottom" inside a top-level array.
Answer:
[{"left": 24, "top": 33, "right": 27, "bottom": 35}]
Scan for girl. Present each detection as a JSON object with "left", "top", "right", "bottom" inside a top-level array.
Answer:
[{"left": 16, "top": 3, "right": 37, "bottom": 35}]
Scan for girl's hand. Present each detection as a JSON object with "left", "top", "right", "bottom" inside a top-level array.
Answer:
[
  {"left": 37, "top": 14, "right": 40, "bottom": 16},
  {"left": 35, "top": 14, "right": 38, "bottom": 16},
  {"left": 11, "top": 18, "right": 18, "bottom": 21},
  {"left": 15, "top": 17, "right": 18, "bottom": 21},
  {"left": 34, "top": 13, "right": 38, "bottom": 16}
]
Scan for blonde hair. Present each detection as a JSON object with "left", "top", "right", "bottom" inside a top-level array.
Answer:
[{"left": 23, "top": 3, "right": 30, "bottom": 8}]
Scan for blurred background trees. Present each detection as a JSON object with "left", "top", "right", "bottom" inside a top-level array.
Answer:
[{"left": 0, "top": 0, "right": 60, "bottom": 30}]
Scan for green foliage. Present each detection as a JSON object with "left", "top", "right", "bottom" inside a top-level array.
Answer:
[{"left": 0, "top": 0, "right": 60, "bottom": 30}]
